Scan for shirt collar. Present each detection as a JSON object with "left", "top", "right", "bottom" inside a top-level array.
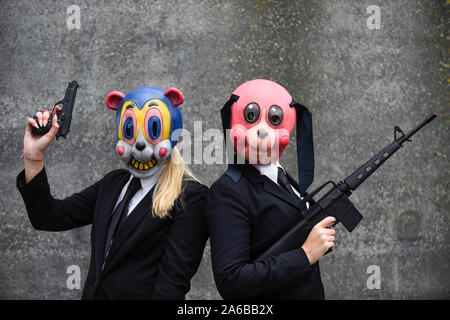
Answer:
[
  {"left": 129, "top": 163, "right": 166, "bottom": 194},
  {"left": 253, "top": 161, "right": 283, "bottom": 185}
]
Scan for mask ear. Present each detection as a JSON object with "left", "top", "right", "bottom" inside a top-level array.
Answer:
[
  {"left": 106, "top": 91, "right": 125, "bottom": 110},
  {"left": 164, "top": 87, "right": 184, "bottom": 107}
]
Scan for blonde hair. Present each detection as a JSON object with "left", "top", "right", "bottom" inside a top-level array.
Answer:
[{"left": 152, "top": 146, "right": 198, "bottom": 218}]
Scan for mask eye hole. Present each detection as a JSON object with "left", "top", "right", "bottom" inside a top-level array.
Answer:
[
  {"left": 148, "top": 116, "right": 161, "bottom": 140},
  {"left": 144, "top": 107, "right": 163, "bottom": 146},
  {"left": 123, "top": 117, "right": 134, "bottom": 140},
  {"left": 268, "top": 105, "right": 283, "bottom": 126},
  {"left": 244, "top": 102, "right": 260, "bottom": 124}
]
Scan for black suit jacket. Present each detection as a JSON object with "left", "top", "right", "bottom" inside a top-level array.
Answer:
[
  {"left": 16, "top": 168, "right": 208, "bottom": 300},
  {"left": 205, "top": 164, "right": 324, "bottom": 300}
]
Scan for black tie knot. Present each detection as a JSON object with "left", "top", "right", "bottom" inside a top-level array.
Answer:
[
  {"left": 128, "top": 177, "right": 141, "bottom": 195},
  {"left": 277, "top": 167, "right": 289, "bottom": 185},
  {"left": 277, "top": 167, "right": 295, "bottom": 196}
]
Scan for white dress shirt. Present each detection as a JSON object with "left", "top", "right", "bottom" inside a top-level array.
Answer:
[{"left": 113, "top": 164, "right": 166, "bottom": 217}]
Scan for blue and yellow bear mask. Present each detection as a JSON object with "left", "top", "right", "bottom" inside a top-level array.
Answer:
[{"left": 106, "top": 86, "right": 184, "bottom": 178}]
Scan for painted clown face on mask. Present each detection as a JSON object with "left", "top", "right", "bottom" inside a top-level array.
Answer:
[
  {"left": 227, "top": 79, "right": 297, "bottom": 164},
  {"left": 106, "top": 86, "right": 183, "bottom": 178}
]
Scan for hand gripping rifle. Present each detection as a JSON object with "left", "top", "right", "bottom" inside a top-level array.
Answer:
[{"left": 257, "top": 113, "right": 438, "bottom": 260}]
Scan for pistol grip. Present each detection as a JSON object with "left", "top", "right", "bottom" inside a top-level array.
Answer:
[{"left": 31, "top": 114, "right": 54, "bottom": 136}]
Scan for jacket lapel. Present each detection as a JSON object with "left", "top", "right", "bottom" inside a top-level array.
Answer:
[
  {"left": 100, "top": 186, "right": 155, "bottom": 277},
  {"left": 241, "top": 164, "right": 301, "bottom": 209},
  {"left": 94, "top": 171, "right": 131, "bottom": 283},
  {"left": 263, "top": 180, "right": 301, "bottom": 209}
]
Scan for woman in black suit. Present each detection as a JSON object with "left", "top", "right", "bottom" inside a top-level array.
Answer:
[
  {"left": 17, "top": 86, "right": 208, "bottom": 299},
  {"left": 205, "top": 79, "right": 336, "bottom": 299}
]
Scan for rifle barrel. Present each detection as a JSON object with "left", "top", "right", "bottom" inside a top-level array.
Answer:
[
  {"left": 398, "top": 113, "right": 438, "bottom": 145},
  {"left": 343, "top": 113, "right": 437, "bottom": 191}
]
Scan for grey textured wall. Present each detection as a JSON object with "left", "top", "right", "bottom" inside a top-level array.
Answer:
[{"left": 0, "top": 0, "right": 448, "bottom": 299}]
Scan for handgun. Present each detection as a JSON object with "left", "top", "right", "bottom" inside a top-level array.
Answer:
[{"left": 31, "top": 80, "right": 80, "bottom": 140}]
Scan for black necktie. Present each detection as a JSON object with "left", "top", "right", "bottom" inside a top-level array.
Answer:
[
  {"left": 277, "top": 167, "right": 296, "bottom": 196},
  {"left": 103, "top": 177, "right": 141, "bottom": 269}
]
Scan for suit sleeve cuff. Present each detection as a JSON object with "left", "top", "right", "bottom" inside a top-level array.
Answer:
[
  {"left": 279, "top": 247, "right": 313, "bottom": 284},
  {"left": 16, "top": 167, "right": 48, "bottom": 192}
]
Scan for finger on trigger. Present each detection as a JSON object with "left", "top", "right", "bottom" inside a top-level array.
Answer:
[
  {"left": 319, "top": 216, "right": 336, "bottom": 228},
  {"left": 325, "top": 216, "right": 336, "bottom": 226},
  {"left": 55, "top": 105, "right": 62, "bottom": 116}
]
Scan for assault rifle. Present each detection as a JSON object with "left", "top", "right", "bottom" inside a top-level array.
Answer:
[{"left": 258, "top": 113, "right": 438, "bottom": 260}]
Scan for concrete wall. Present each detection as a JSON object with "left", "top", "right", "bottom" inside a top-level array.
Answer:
[{"left": 0, "top": 0, "right": 448, "bottom": 299}]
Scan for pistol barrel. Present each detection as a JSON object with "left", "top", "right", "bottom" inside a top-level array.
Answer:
[{"left": 55, "top": 81, "right": 79, "bottom": 139}]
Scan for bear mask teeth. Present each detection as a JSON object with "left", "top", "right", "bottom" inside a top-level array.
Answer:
[{"left": 129, "top": 157, "right": 157, "bottom": 171}]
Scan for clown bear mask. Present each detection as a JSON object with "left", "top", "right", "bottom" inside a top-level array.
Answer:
[{"left": 106, "top": 86, "right": 184, "bottom": 178}]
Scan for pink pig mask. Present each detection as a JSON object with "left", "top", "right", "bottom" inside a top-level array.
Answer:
[
  {"left": 220, "top": 79, "right": 315, "bottom": 196},
  {"left": 228, "top": 79, "right": 296, "bottom": 162}
]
